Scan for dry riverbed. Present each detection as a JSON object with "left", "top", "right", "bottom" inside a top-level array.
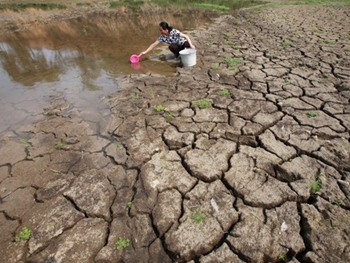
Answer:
[{"left": 0, "top": 2, "right": 350, "bottom": 263}]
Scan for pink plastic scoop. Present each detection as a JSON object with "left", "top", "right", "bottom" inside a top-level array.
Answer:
[{"left": 130, "top": 54, "right": 142, "bottom": 64}]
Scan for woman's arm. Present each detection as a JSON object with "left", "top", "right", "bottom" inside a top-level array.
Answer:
[
  {"left": 140, "top": 40, "right": 160, "bottom": 55},
  {"left": 180, "top": 32, "right": 195, "bottom": 49}
]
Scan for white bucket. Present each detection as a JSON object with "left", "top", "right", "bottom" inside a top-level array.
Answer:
[{"left": 179, "top": 48, "right": 196, "bottom": 67}]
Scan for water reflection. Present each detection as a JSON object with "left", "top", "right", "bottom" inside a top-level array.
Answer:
[{"left": 0, "top": 7, "right": 219, "bottom": 136}]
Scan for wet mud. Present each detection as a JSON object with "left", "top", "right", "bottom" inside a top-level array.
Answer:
[{"left": 0, "top": 5, "right": 219, "bottom": 136}]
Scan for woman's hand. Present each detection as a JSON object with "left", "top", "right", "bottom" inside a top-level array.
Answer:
[{"left": 190, "top": 44, "right": 196, "bottom": 49}]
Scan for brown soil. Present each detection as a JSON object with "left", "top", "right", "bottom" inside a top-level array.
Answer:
[
  {"left": 0, "top": 2, "right": 113, "bottom": 35},
  {"left": 0, "top": 2, "right": 350, "bottom": 263}
]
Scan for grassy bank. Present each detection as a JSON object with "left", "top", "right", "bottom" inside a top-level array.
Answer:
[
  {"left": 0, "top": 0, "right": 349, "bottom": 13},
  {"left": 0, "top": 3, "right": 66, "bottom": 11},
  {"left": 0, "top": 0, "right": 265, "bottom": 12}
]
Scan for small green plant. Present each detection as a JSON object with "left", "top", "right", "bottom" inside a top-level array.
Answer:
[
  {"left": 165, "top": 112, "right": 174, "bottom": 119},
  {"left": 56, "top": 140, "right": 67, "bottom": 149},
  {"left": 345, "top": 34, "right": 350, "bottom": 39},
  {"left": 130, "top": 93, "right": 139, "bottom": 100},
  {"left": 280, "top": 41, "right": 291, "bottom": 47},
  {"left": 284, "top": 77, "right": 291, "bottom": 84},
  {"left": 116, "top": 237, "right": 130, "bottom": 250},
  {"left": 82, "top": 28, "right": 88, "bottom": 36},
  {"left": 126, "top": 201, "right": 132, "bottom": 209},
  {"left": 314, "top": 28, "right": 323, "bottom": 33},
  {"left": 222, "top": 57, "right": 243, "bottom": 70},
  {"left": 306, "top": 111, "right": 318, "bottom": 118},
  {"left": 50, "top": 169, "right": 61, "bottom": 174},
  {"left": 323, "top": 39, "right": 335, "bottom": 44},
  {"left": 332, "top": 200, "right": 344, "bottom": 206},
  {"left": 19, "top": 138, "right": 31, "bottom": 150},
  {"left": 115, "top": 141, "right": 123, "bottom": 148},
  {"left": 233, "top": 45, "right": 242, "bottom": 50},
  {"left": 311, "top": 181, "right": 321, "bottom": 195},
  {"left": 192, "top": 209, "right": 206, "bottom": 224},
  {"left": 218, "top": 89, "right": 231, "bottom": 96},
  {"left": 193, "top": 99, "right": 212, "bottom": 109},
  {"left": 147, "top": 87, "right": 155, "bottom": 98},
  {"left": 311, "top": 174, "right": 322, "bottom": 195},
  {"left": 277, "top": 252, "right": 286, "bottom": 261},
  {"left": 211, "top": 64, "right": 220, "bottom": 70},
  {"left": 15, "top": 226, "right": 32, "bottom": 242},
  {"left": 160, "top": 155, "right": 168, "bottom": 170},
  {"left": 154, "top": 104, "right": 165, "bottom": 112}
]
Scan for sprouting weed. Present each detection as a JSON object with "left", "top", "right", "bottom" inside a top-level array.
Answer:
[
  {"left": 277, "top": 252, "right": 286, "bottom": 261},
  {"left": 15, "top": 226, "right": 32, "bottom": 242},
  {"left": 192, "top": 210, "right": 206, "bottom": 224},
  {"left": 154, "top": 104, "right": 165, "bottom": 112},
  {"left": 56, "top": 140, "right": 67, "bottom": 148},
  {"left": 193, "top": 99, "right": 211, "bottom": 109},
  {"left": 165, "top": 112, "right": 174, "bottom": 119},
  {"left": 116, "top": 237, "right": 130, "bottom": 250},
  {"left": 323, "top": 39, "right": 335, "bottom": 44},
  {"left": 280, "top": 41, "right": 291, "bottom": 47},
  {"left": 311, "top": 174, "right": 322, "bottom": 195},
  {"left": 130, "top": 93, "right": 139, "bottom": 100},
  {"left": 307, "top": 111, "right": 318, "bottom": 118},
  {"left": 20, "top": 138, "right": 31, "bottom": 150},
  {"left": 222, "top": 57, "right": 243, "bottom": 70},
  {"left": 218, "top": 89, "right": 231, "bottom": 96}
]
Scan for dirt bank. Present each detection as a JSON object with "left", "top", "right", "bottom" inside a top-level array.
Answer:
[
  {"left": 0, "top": 2, "right": 350, "bottom": 263},
  {"left": 0, "top": 2, "right": 116, "bottom": 35}
]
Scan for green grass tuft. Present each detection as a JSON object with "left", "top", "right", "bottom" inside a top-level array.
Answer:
[
  {"left": 311, "top": 174, "right": 322, "bottom": 195},
  {"left": 15, "top": 226, "right": 32, "bottom": 242},
  {"left": 56, "top": 140, "right": 67, "bottom": 149},
  {"left": 116, "top": 237, "right": 130, "bottom": 250},
  {"left": 193, "top": 99, "right": 211, "bottom": 109},
  {"left": 218, "top": 89, "right": 231, "bottom": 96},
  {"left": 306, "top": 111, "right": 318, "bottom": 118},
  {"left": 222, "top": 57, "right": 243, "bottom": 70},
  {"left": 0, "top": 3, "right": 66, "bottom": 11},
  {"left": 192, "top": 209, "right": 206, "bottom": 224},
  {"left": 280, "top": 41, "right": 291, "bottom": 47},
  {"left": 165, "top": 112, "right": 175, "bottom": 118},
  {"left": 193, "top": 3, "right": 230, "bottom": 11},
  {"left": 154, "top": 104, "right": 165, "bottom": 112}
]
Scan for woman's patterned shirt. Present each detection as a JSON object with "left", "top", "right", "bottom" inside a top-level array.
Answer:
[{"left": 157, "top": 29, "right": 186, "bottom": 45}]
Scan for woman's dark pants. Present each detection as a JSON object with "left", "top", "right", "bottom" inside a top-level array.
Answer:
[{"left": 169, "top": 41, "right": 190, "bottom": 58}]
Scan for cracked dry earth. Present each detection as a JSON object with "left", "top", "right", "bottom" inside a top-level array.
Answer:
[{"left": 1, "top": 4, "right": 350, "bottom": 263}]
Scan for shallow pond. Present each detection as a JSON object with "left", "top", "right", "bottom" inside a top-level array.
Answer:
[{"left": 0, "top": 7, "right": 219, "bottom": 137}]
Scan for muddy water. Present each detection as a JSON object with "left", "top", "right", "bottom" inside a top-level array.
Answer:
[{"left": 0, "top": 8, "right": 219, "bottom": 137}]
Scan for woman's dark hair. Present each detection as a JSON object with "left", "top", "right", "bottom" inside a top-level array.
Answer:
[{"left": 159, "top": 21, "right": 173, "bottom": 32}]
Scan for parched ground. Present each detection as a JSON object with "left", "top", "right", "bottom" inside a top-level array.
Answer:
[{"left": 1, "top": 2, "right": 350, "bottom": 263}]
